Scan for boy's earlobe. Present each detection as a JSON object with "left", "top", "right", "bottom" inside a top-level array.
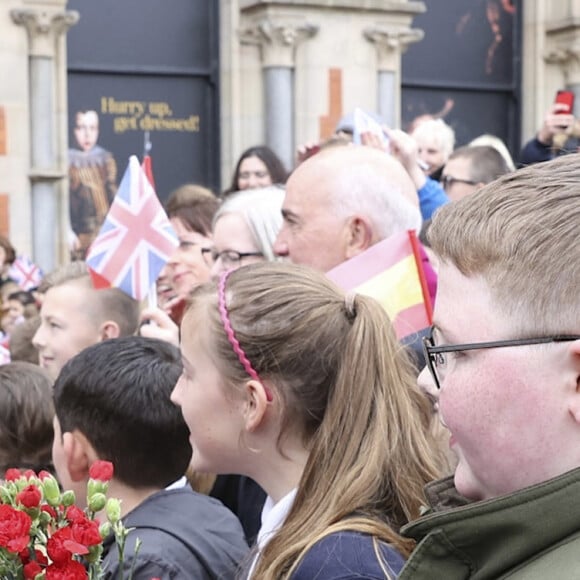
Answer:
[
  {"left": 99, "top": 320, "right": 121, "bottom": 341},
  {"left": 63, "top": 430, "right": 93, "bottom": 482}
]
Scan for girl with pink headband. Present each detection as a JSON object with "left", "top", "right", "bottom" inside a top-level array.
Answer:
[{"left": 171, "top": 262, "right": 441, "bottom": 579}]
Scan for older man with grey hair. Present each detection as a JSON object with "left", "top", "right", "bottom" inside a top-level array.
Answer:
[{"left": 274, "top": 145, "right": 423, "bottom": 272}]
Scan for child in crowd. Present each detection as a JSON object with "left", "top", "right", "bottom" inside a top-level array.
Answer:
[
  {"left": 33, "top": 261, "right": 139, "bottom": 380},
  {"left": 52, "top": 336, "right": 249, "bottom": 579},
  {"left": 172, "top": 262, "right": 441, "bottom": 579},
  {"left": 1, "top": 290, "right": 38, "bottom": 337},
  {"left": 0, "top": 362, "right": 54, "bottom": 477},
  {"left": 9, "top": 316, "right": 40, "bottom": 364}
]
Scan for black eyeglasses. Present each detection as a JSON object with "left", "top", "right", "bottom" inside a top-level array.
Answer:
[
  {"left": 210, "top": 249, "right": 263, "bottom": 267},
  {"left": 441, "top": 175, "right": 478, "bottom": 191},
  {"left": 423, "top": 329, "right": 580, "bottom": 390},
  {"left": 177, "top": 241, "right": 214, "bottom": 267}
]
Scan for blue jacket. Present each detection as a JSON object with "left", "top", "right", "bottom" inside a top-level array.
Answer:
[
  {"left": 290, "top": 531, "right": 405, "bottom": 579},
  {"left": 417, "top": 178, "right": 449, "bottom": 221}
]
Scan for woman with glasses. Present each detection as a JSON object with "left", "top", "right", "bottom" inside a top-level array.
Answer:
[
  {"left": 162, "top": 185, "right": 218, "bottom": 317},
  {"left": 140, "top": 184, "right": 219, "bottom": 342},
  {"left": 210, "top": 185, "right": 285, "bottom": 278}
]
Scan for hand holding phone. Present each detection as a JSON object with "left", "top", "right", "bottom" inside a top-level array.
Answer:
[{"left": 555, "top": 90, "right": 575, "bottom": 115}]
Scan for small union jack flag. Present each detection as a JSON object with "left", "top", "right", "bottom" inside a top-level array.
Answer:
[
  {"left": 8, "top": 256, "right": 43, "bottom": 291},
  {"left": 86, "top": 156, "right": 178, "bottom": 301}
]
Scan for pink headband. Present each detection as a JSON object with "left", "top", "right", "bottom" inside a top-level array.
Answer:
[{"left": 218, "top": 270, "right": 273, "bottom": 402}]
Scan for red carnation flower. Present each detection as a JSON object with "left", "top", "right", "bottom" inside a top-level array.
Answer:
[
  {"left": 23, "top": 469, "right": 36, "bottom": 480},
  {"left": 71, "top": 517, "right": 102, "bottom": 547},
  {"left": 38, "top": 470, "right": 53, "bottom": 481},
  {"left": 88, "top": 460, "right": 114, "bottom": 482},
  {"left": 47, "top": 527, "right": 89, "bottom": 564},
  {"left": 65, "top": 505, "right": 86, "bottom": 524},
  {"left": 0, "top": 504, "right": 32, "bottom": 553},
  {"left": 45, "top": 559, "right": 87, "bottom": 580},
  {"left": 23, "top": 561, "right": 43, "bottom": 579},
  {"left": 17, "top": 484, "right": 42, "bottom": 509},
  {"left": 4, "top": 468, "right": 21, "bottom": 481}
]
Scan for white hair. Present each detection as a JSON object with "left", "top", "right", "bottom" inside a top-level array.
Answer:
[
  {"left": 412, "top": 118, "right": 455, "bottom": 160},
  {"left": 330, "top": 161, "right": 422, "bottom": 240},
  {"left": 213, "top": 186, "right": 285, "bottom": 261}
]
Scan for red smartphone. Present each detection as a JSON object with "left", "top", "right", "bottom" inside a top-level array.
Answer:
[{"left": 555, "top": 90, "right": 575, "bottom": 115}]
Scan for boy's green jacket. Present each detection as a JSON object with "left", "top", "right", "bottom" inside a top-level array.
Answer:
[{"left": 399, "top": 468, "right": 580, "bottom": 579}]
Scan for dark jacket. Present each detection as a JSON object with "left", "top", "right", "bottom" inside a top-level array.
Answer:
[
  {"left": 399, "top": 468, "right": 580, "bottom": 579},
  {"left": 290, "top": 531, "right": 405, "bottom": 579},
  {"left": 210, "top": 475, "right": 266, "bottom": 546},
  {"left": 101, "top": 487, "right": 249, "bottom": 579},
  {"left": 519, "top": 136, "right": 580, "bottom": 166}
]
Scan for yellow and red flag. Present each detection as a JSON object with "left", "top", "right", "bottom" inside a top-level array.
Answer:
[{"left": 326, "top": 230, "right": 433, "bottom": 339}]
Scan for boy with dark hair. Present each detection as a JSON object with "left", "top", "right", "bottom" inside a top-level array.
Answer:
[{"left": 52, "top": 336, "right": 248, "bottom": 579}]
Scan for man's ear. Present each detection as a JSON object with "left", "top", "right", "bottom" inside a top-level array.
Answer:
[
  {"left": 63, "top": 429, "right": 97, "bottom": 483},
  {"left": 99, "top": 320, "right": 121, "bottom": 341},
  {"left": 242, "top": 379, "right": 272, "bottom": 433},
  {"left": 345, "top": 215, "right": 373, "bottom": 260},
  {"left": 567, "top": 340, "right": 580, "bottom": 424}
]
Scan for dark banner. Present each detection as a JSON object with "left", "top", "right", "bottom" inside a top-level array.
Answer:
[
  {"left": 66, "top": 0, "right": 219, "bottom": 257},
  {"left": 402, "top": 0, "right": 519, "bottom": 152}
]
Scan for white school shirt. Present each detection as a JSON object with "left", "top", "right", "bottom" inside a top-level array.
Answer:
[{"left": 247, "top": 488, "right": 297, "bottom": 579}]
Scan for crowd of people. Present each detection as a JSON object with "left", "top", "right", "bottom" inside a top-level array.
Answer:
[{"left": 0, "top": 104, "right": 578, "bottom": 579}]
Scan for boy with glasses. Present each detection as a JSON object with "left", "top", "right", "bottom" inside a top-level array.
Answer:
[{"left": 398, "top": 153, "right": 580, "bottom": 579}]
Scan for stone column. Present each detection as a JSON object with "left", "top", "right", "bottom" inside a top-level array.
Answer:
[
  {"left": 11, "top": 6, "right": 78, "bottom": 272},
  {"left": 544, "top": 46, "right": 580, "bottom": 115},
  {"left": 544, "top": 7, "right": 580, "bottom": 116},
  {"left": 240, "top": 18, "right": 318, "bottom": 170},
  {"left": 364, "top": 26, "right": 424, "bottom": 128}
]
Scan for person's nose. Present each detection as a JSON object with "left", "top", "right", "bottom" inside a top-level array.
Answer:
[
  {"left": 246, "top": 174, "right": 260, "bottom": 189},
  {"left": 210, "top": 256, "right": 225, "bottom": 280},
  {"left": 417, "top": 364, "right": 439, "bottom": 410},
  {"left": 273, "top": 228, "right": 289, "bottom": 257},
  {"left": 32, "top": 324, "right": 45, "bottom": 350},
  {"left": 167, "top": 247, "right": 180, "bottom": 267}
]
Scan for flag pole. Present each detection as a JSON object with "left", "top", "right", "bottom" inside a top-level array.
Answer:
[
  {"left": 408, "top": 229, "right": 434, "bottom": 325},
  {"left": 148, "top": 283, "right": 158, "bottom": 310},
  {"left": 143, "top": 130, "right": 152, "bottom": 159}
]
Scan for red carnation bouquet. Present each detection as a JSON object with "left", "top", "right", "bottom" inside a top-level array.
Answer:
[{"left": 0, "top": 461, "right": 140, "bottom": 579}]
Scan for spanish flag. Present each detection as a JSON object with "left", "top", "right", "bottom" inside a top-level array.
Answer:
[{"left": 326, "top": 230, "right": 433, "bottom": 339}]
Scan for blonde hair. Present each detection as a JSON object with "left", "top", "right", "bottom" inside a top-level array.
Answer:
[
  {"left": 428, "top": 153, "right": 580, "bottom": 335},
  {"left": 38, "top": 262, "right": 140, "bottom": 337},
  {"left": 468, "top": 133, "right": 516, "bottom": 172},
  {"left": 183, "top": 262, "right": 441, "bottom": 578}
]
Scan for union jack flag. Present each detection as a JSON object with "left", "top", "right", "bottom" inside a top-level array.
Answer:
[
  {"left": 86, "top": 155, "right": 178, "bottom": 301},
  {"left": 8, "top": 256, "right": 43, "bottom": 290}
]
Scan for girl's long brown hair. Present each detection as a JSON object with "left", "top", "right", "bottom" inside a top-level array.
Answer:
[{"left": 185, "top": 263, "right": 442, "bottom": 579}]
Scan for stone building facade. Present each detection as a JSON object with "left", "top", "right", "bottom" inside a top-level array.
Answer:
[{"left": 0, "top": 0, "right": 577, "bottom": 269}]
